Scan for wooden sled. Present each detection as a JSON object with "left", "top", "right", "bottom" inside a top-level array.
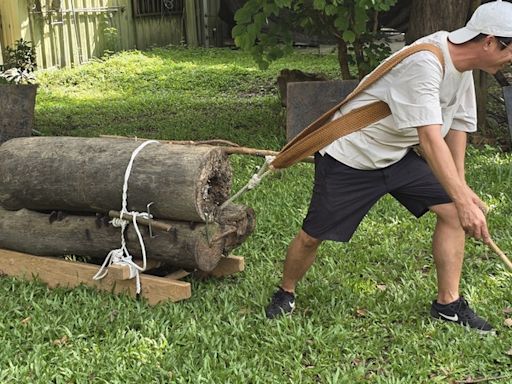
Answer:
[{"left": 0, "top": 248, "right": 244, "bottom": 305}]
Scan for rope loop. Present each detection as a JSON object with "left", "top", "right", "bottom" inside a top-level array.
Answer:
[
  {"left": 93, "top": 140, "right": 159, "bottom": 294},
  {"left": 219, "top": 155, "right": 276, "bottom": 209}
]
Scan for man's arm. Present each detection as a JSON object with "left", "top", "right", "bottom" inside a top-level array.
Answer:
[
  {"left": 444, "top": 129, "right": 467, "bottom": 180},
  {"left": 417, "top": 125, "right": 490, "bottom": 243},
  {"left": 444, "top": 129, "right": 488, "bottom": 213}
]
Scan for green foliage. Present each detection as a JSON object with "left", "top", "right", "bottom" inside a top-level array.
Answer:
[
  {"left": 232, "top": 0, "right": 397, "bottom": 78},
  {"left": 0, "top": 39, "right": 37, "bottom": 84},
  {"left": 4, "top": 47, "right": 511, "bottom": 383},
  {"left": 103, "top": 27, "right": 120, "bottom": 56}
]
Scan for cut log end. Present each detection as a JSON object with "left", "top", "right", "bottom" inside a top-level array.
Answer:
[
  {"left": 197, "top": 147, "right": 232, "bottom": 220},
  {"left": 195, "top": 238, "right": 223, "bottom": 272}
]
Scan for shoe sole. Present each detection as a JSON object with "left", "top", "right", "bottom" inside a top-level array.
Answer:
[{"left": 431, "top": 316, "right": 496, "bottom": 335}]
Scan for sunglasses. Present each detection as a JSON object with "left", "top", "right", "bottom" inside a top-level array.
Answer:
[{"left": 497, "top": 38, "right": 511, "bottom": 49}]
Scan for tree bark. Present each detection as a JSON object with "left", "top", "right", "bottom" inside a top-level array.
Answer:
[
  {"left": 0, "top": 205, "right": 254, "bottom": 272},
  {"left": 337, "top": 38, "right": 352, "bottom": 80},
  {"left": 215, "top": 203, "right": 256, "bottom": 253},
  {"left": 405, "top": 0, "right": 472, "bottom": 44},
  {"left": 0, "top": 137, "right": 232, "bottom": 222}
]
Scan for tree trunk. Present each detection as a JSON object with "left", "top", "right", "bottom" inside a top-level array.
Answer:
[
  {"left": 337, "top": 38, "right": 352, "bottom": 80},
  {"left": 0, "top": 205, "right": 254, "bottom": 271},
  {"left": 473, "top": 69, "right": 489, "bottom": 133},
  {"left": 0, "top": 137, "right": 232, "bottom": 222},
  {"left": 405, "top": 0, "right": 472, "bottom": 44},
  {"left": 0, "top": 84, "right": 37, "bottom": 144}
]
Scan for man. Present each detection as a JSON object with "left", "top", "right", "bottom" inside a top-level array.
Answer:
[{"left": 265, "top": 0, "right": 512, "bottom": 334}]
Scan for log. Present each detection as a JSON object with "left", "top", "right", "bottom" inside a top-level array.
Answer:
[
  {"left": 0, "top": 137, "right": 231, "bottom": 222},
  {"left": 215, "top": 203, "right": 256, "bottom": 254},
  {"left": 0, "top": 207, "right": 242, "bottom": 271}
]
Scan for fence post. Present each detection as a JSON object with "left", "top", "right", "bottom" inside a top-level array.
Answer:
[{"left": 503, "top": 86, "right": 512, "bottom": 149}]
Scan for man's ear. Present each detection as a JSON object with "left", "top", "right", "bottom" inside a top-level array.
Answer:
[{"left": 483, "top": 35, "right": 495, "bottom": 50}]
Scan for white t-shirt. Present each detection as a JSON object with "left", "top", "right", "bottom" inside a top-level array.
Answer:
[{"left": 320, "top": 31, "right": 477, "bottom": 170}]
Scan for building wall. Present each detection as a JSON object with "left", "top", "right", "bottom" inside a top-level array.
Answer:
[{"left": 0, "top": 0, "right": 191, "bottom": 69}]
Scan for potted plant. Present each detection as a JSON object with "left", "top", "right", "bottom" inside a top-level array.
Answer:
[{"left": 0, "top": 39, "right": 38, "bottom": 144}]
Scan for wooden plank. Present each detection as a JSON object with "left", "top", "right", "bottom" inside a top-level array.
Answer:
[
  {"left": 165, "top": 269, "right": 190, "bottom": 280},
  {"left": 0, "top": 248, "right": 191, "bottom": 304},
  {"left": 185, "top": 0, "right": 198, "bottom": 47},
  {"left": 198, "top": 255, "right": 245, "bottom": 278}
]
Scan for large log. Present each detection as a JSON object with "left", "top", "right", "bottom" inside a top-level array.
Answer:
[
  {"left": 215, "top": 203, "right": 256, "bottom": 254},
  {"left": 0, "top": 137, "right": 231, "bottom": 222},
  {"left": 0, "top": 207, "right": 255, "bottom": 271}
]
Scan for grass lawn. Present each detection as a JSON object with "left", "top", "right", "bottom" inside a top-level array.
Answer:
[{"left": 1, "top": 46, "right": 512, "bottom": 383}]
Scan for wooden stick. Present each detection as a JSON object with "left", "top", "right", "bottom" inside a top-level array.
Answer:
[
  {"left": 488, "top": 239, "right": 512, "bottom": 271},
  {"left": 99, "top": 134, "right": 315, "bottom": 164},
  {"left": 455, "top": 374, "right": 512, "bottom": 384},
  {"left": 108, "top": 210, "right": 173, "bottom": 232}
]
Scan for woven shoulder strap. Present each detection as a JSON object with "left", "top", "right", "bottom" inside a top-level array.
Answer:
[{"left": 271, "top": 43, "right": 445, "bottom": 169}]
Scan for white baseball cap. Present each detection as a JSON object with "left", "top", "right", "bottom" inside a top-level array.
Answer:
[{"left": 449, "top": 0, "right": 512, "bottom": 44}]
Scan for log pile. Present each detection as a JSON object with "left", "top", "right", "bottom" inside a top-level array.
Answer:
[{"left": 0, "top": 137, "right": 255, "bottom": 272}]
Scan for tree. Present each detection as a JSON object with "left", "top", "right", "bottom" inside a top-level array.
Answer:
[
  {"left": 232, "top": 0, "right": 398, "bottom": 80},
  {"left": 405, "top": 0, "right": 475, "bottom": 44}
]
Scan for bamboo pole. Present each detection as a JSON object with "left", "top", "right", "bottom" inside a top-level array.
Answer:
[
  {"left": 99, "top": 135, "right": 315, "bottom": 164},
  {"left": 488, "top": 239, "right": 512, "bottom": 271}
]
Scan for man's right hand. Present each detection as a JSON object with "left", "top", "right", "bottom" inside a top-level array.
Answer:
[{"left": 455, "top": 196, "right": 491, "bottom": 244}]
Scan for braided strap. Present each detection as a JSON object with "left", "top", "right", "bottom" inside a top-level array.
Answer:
[{"left": 271, "top": 43, "right": 445, "bottom": 170}]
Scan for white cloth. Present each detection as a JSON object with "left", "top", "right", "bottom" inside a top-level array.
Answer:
[{"left": 321, "top": 31, "right": 477, "bottom": 170}]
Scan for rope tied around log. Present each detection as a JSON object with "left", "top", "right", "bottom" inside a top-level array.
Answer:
[
  {"left": 219, "top": 155, "right": 276, "bottom": 209},
  {"left": 93, "top": 140, "right": 159, "bottom": 294}
]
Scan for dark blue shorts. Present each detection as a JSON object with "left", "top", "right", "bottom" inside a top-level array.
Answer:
[{"left": 302, "top": 150, "right": 452, "bottom": 242}]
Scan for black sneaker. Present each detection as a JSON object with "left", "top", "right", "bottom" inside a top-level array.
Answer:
[
  {"left": 265, "top": 287, "right": 295, "bottom": 319},
  {"left": 431, "top": 297, "right": 495, "bottom": 334}
]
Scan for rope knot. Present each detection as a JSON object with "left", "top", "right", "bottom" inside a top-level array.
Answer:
[
  {"left": 93, "top": 140, "right": 159, "bottom": 294},
  {"left": 247, "top": 173, "right": 262, "bottom": 190}
]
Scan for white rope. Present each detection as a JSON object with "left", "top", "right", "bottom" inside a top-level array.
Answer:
[
  {"left": 219, "top": 155, "right": 275, "bottom": 209},
  {"left": 93, "top": 140, "right": 159, "bottom": 294}
]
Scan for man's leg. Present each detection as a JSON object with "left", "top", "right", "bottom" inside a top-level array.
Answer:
[
  {"left": 265, "top": 230, "right": 322, "bottom": 318},
  {"left": 281, "top": 229, "right": 323, "bottom": 293},
  {"left": 429, "top": 202, "right": 494, "bottom": 333},
  {"left": 429, "top": 202, "right": 464, "bottom": 304}
]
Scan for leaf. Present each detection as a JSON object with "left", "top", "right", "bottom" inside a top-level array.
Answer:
[
  {"left": 356, "top": 308, "right": 367, "bottom": 317},
  {"left": 20, "top": 316, "right": 31, "bottom": 325},
  {"left": 313, "top": 0, "right": 326, "bottom": 10},
  {"left": 234, "top": 7, "right": 253, "bottom": 23},
  {"left": 325, "top": 4, "right": 338, "bottom": 15},
  {"left": 52, "top": 335, "right": 68, "bottom": 346},
  {"left": 506, "top": 349, "right": 512, "bottom": 356},
  {"left": 504, "top": 318, "right": 512, "bottom": 327},
  {"left": 274, "top": 0, "right": 292, "bottom": 7},
  {"left": 343, "top": 30, "right": 356, "bottom": 43},
  {"left": 503, "top": 307, "right": 512, "bottom": 314},
  {"left": 376, "top": 284, "right": 387, "bottom": 291},
  {"left": 334, "top": 10, "right": 349, "bottom": 30}
]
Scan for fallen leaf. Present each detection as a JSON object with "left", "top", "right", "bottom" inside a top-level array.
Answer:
[
  {"left": 20, "top": 316, "right": 31, "bottom": 325},
  {"left": 503, "top": 307, "right": 512, "bottom": 314},
  {"left": 506, "top": 349, "right": 512, "bottom": 356},
  {"left": 351, "top": 358, "right": 363, "bottom": 366},
  {"left": 238, "top": 307, "right": 251, "bottom": 315},
  {"left": 52, "top": 335, "right": 68, "bottom": 346},
  {"left": 356, "top": 308, "right": 367, "bottom": 317},
  {"left": 376, "top": 284, "right": 387, "bottom": 291},
  {"left": 504, "top": 318, "right": 512, "bottom": 327}
]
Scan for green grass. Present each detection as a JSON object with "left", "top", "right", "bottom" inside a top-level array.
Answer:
[{"left": 1, "top": 47, "right": 512, "bottom": 383}]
